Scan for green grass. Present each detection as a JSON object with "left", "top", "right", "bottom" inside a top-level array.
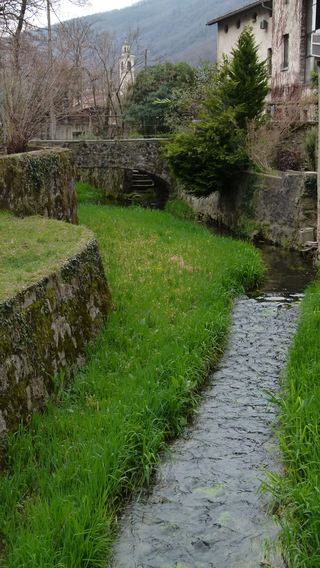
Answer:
[
  {"left": 76, "top": 182, "right": 103, "bottom": 204},
  {"left": 0, "top": 203, "right": 263, "bottom": 567},
  {"left": 0, "top": 212, "right": 92, "bottom": 302},
  {"left": 260, "top": 279, "right": 320, "bottom": 567},
  {"left": 165, "top": 199, "right": 198, "bottom": 221}
]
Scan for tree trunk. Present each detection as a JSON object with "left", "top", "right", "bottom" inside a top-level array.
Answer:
[{"left": 13, "top": 0, "right": 27, "bottom": 70}]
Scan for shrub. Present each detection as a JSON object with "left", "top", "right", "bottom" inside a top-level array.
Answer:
[
  {"left": 163, "top": 28, "right": 269, "bottom": 195},
  {"left": 304, "top": 127, "right": 318, "bottom": 172}
]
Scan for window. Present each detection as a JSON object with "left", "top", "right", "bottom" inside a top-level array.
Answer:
[
  {"left": 252, "top": 12, "right": 257, "bottom": 22},
  {"left": 224, "top": 24, "right": 228, "bottom": 33},
  {"left": 127, "top": 60, "right": 131, "bottom": 71},
  {"left": 283, "top": 34, "right": 289, "bottom": 68},
  {"left": 236, "top": 19, "right": 241, "bottom": 29}
]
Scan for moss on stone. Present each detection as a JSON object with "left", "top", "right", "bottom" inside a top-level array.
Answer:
[
  {"left": 0, "top": 149, "right": 78, "bottom": 224},
  {"left": 304, "top": 175, "right": 317, "bottom": 198},
  {"left": 0, "top": 236, "right": 112, "bottom": 448}
]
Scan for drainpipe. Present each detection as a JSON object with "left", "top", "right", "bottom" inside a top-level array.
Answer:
[
  {"left": 0, "top": 93, "right": 7, "bottom": 155},
  {"left": 317, "top": 61, "right": 320, "bottom": 259},
  {"left": 261, "top": 1, "right": 272, "bottom": 13}
]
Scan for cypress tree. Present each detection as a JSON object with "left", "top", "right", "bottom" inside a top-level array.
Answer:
[
  {"left": 164, "top": 27, "right": 270, "bottom": 195},
  {"left": 227, "top": 27, "right": 269, "bottom": 129}
]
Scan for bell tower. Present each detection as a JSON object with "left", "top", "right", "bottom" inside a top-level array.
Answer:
[{"left": 119, "top": 38, "right": 135, "bottom": 96}]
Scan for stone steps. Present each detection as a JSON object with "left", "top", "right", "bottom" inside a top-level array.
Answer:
[{"left": 131, "top": 170, "right": 154, "bottom": 193}]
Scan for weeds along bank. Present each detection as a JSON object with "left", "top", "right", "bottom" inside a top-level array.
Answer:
[
  {"left": 263, "top": 280, "right": 320, "bottom": 568},
  {"left": 0, "top": 203, "right": 263, "bottom": 567}
]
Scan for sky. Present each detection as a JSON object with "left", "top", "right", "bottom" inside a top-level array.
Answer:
[{"left": 40, "top": 0, "right": 139, "bottom": 26}]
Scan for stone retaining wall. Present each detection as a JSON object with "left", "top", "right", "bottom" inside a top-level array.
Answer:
[
  {"left": 0, "top": 149, "right": 78, "bottom": 224},
  {"left": 0, "top": 236, "right": 112, "bottom": 438},
  {"left": 183, "top": 171, "right": 317, "bottom": 248},
  {"left": 76, "top": 165, "right": 128, "bottom": 196},
  {"left": 29, "top": 139, "right": 176, "bottom": 195}
]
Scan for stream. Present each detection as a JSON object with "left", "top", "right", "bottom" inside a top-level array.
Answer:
[{"left": 107, "top": 231, "right": 316, "bottom": 568}]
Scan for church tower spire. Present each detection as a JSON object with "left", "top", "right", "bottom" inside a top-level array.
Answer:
[{"left": 119, "top": 38, "right": 135, "bottom": 96}]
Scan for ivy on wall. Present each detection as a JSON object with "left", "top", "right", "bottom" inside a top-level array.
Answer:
[{"left": 0, "top": 149, "right": 78, "bottom": 223}]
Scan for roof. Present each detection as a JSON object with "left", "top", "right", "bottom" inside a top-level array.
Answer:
[{"left": 206, "top": 0, "right": 268, "bottom": 26}]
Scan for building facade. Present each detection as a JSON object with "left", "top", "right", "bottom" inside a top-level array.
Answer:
[{"left": 207, "top": 0, "right": 318, "bottom": 98}]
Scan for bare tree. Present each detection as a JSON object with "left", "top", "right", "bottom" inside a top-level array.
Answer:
[
  {"left": 54, "top": 21, "right": 142, "bottom": 139},
  {"left": 0, "top": 28, "right": 74, "bottom": 152},
  {"left": 0, "top": 0, "right": 92, "bottom": 150},
  {"left": 0, "top": 0, "right": 44, "bottom": 67},
  {"left": 246, "top": 87, "right": 317, "bottom": 173},
  {"left": 54, "top": 18, "right": 94, "bottom": 110},
  {"left": 0, "top": 0, "right": 141, "bottom": 149}
]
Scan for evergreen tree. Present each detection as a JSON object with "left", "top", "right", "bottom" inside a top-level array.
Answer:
[
  {"left": 123, "top": 61, "right": 196, "bottom": 136},
  {"left": 164, "top": 27, "right": 269, "bottom": 195},
  {"left": 164, "top": 98, "right": 248, "bottom": 196},
  {"left": 226, "top": 27, "right": 270, "bottom": 129}
]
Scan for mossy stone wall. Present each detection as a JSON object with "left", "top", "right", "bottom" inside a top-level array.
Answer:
[
  {"left": 0, "top": 149, "right": 78, "bottom": 224},
  {"left": 75, "top": 165, "right": 127, "bottom": 197},
  {"left": 183, "top": 171, "right": 317, "bottom": 248},
  {"left": 29, "top": 139, "right": 176, "bottom": 194},
  {"left": 0, "top": 236, "right": 112, "bottom": 437}
]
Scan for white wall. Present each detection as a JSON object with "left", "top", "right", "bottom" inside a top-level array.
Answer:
[{"left": 217, "top": 4, "right": 272, "bottom": 63}]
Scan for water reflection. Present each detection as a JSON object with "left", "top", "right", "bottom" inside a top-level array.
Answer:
[
  {"left": 253, "top": 242, "right": 317, "bottom": 295},
  {"left": 206, "top": 221, "right": 318, "bottom": 295}
]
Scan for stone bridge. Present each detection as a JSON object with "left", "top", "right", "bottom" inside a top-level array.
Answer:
[{"left": 32, "top": 139, "right": 175, "bottom": 196}]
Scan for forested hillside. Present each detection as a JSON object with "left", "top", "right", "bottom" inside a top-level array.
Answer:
[{"left": 80, "top": 0, "right": 245, "bottom": 66}]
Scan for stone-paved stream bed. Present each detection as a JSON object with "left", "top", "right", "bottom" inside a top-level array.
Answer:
[{"left": 108, "top": 245, "right": 316, "bottom": 568}]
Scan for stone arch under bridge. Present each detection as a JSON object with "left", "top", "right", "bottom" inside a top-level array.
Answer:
[{"left": 32, "top": 139, "right": 175, "bottom": 199}]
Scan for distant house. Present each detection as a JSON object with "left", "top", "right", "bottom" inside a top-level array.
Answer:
[{"left": 207, "top": 0, "right": 317, "bottom": 103}]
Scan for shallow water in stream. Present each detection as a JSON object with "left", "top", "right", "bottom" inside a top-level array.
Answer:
[{"left": 107, "top": 223, "right": 317, "bottom": 568}]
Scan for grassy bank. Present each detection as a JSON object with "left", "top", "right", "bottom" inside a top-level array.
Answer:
[
  {"left": 261, "top": 279, "right": 320, "bottom": 568},
  {"left": 164, "top": 199, "right": 198, "bottom": 221},
  {"left": 76, "top": 181, "right": 103, "bottom": 204},
  {"left": 0, "top": 212, "right": 91, "bottom": 301},
  {"left": 0, "top": 203, "right": 263, "bottom": 567}
]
